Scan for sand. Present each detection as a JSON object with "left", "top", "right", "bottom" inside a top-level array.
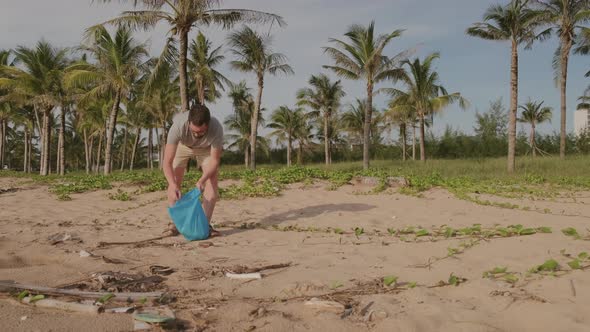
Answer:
[{"left": 1, "top": 177, "right": 590, "bottom": 331}]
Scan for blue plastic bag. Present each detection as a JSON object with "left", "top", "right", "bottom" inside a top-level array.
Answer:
[{"left": 168, "top": 188, "right": 210, "bottom": 241}]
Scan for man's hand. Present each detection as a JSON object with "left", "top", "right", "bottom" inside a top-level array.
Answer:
[
  {"left": 195, "top": 179, "right": 205, "bottom": 192},
  {"left": 167, "top": 185, "right": 181, "bottom": 207}
]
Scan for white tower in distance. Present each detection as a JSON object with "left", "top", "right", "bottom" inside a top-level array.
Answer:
[{"left": 574, "top": 108, "right": 589, "bottom": 136}]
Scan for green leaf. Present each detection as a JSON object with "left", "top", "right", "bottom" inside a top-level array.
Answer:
[
  {"left": 495, "top": 228, "right": 510, "bottom": 237},
  {"left": 491, "top": 266, "right": 508, "bottom": 274},
  {"left": 97, "top": 293, "right": 115, "bottom": 304},
  {"left": 408, "top": 281, "right": 417, "bottom": 288},
  {"left": 562, "top": 227, "right": 580, "bottom": 238},
  {"left": 536, "top": 227, "right": 552, "bottom": 233},
  {"left": 383, "top": 275, "right": 398, "bottom": 287},
  {"left": 415, "top": 229, "right": 430, "bottom": 237},
  {"left": 330, "top": 281, "right": 344, "bottom": 289},
  {"left": 139, "top": 297, "right": 147, "bottom": 304},
  {"left": 578, "top": 252, "right": 589, "bottom": 260},
  {"left": 334, "top": 228, "right": 344, "bottom": 235},
  {"left": 17, "top": 290, "right": 29, "bottom": 301},
  {"left": 536, "top": 259, "right": 559, "bottom": 272},
  {"left": 30, "top": 295, "right": 45, "bottom": 303},
  {"left": 399, "top": 227, "right": 415, "bottom": 234},
  {"left": 503, "top": 274, "right": 519, "bottom": 284},
  {"left": 387, "top": 228, "right": 396, "bottom": 235},
  {"left": 518, "top": 228, "right": 536, "bottom": 236},
  {"left": 568, "top": 259, "right": 582, "bottom": 270},
  {"left": 444, "top": 227, "right": 455, "bottom": 238},
  {"left": 448, "top": 274, "right": 459, "bottom": 286},
  {"left": 354, "top": 227, "right": 364, "bottom": 236}
]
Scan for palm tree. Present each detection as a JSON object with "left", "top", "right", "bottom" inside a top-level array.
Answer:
[
  {"left": 0, "top": 41, "right": 69, "bottom": 175},
  {"left": 383, "top": 53, "right": 468, "bottom": 162},
  {"left": 140, "top": 61, "right": 180, "bottom": 168},
  {"left": 533, "top": 0, "right": 590, "bottom": 159},
  {"left": 324, "top": 21, "right": 407, "bottom": 169},
  {"left": 467, "top": 0, "right": 548, "bottom": 171},
  {"left": 386, "top": 94, "right": 417, "bottom": 161},
  {"left": 518, "top": 100, "right": 553, "bottom": 156},
  {"left": 224, "top": 81, "right": 268, "bottom": 166},
  {"left": 267, "top": 106, "right": 305, "bottom": 166},
  {"left": 96, "top": 0, "right": 284, "bottom": 113},
  {"left": 0, "top": 49, "right": 14, "bottom": 168},
  {"left": 67, "top": 26, "right": 148, "bottom": 174},
  {"left": 228, "top": 26, "right": 294, "bottom": 170},
  {"left": 296, "top": 73, "right": 345, "bottom": 165},
  {"left": 189, "top": 31, "right": 231, "bottom": 105}
]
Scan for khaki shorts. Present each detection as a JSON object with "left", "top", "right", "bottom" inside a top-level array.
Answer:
[{"left": 173, "top": 144, "right": 211, "bottom": 169}]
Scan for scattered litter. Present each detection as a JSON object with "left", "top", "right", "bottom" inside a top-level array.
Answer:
[
  {"left": 20, "top": 316, "right": 27, "bottom": 321},
  {"left": 149, "top": 265, "right": 175, "bottom": 276},
  {"left": 79, "top": 250, "right": 92, "bottom": 258},
  {"left": 22, "top": 296, "right": 103, "bottom": 314},
  {"left": 105, "top": 307, "right": 135, "bottom": 314},
  {"left": 47, "top": 232, "right": 81, "bottom": 245},
  {"left": 304, "top": 298, "right": 345, "bottom": 313},
  {"left": 133, "top": 320, "right": 152, "bottom": 331},
  {"left": 0, "top": 280, "right": 163, "bottom": 300},
  {"left": 225, "top": 273, "right": 262, "bottom": 280}
]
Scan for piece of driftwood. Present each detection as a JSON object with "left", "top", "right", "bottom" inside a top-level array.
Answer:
[
  {"left": 22, "top": 297, "right": 103, "bottom": 314},
  {"left": 97, "top": 235, "right": 171, "bottom": 248},
  {"left": 0, "top": 280, "right": 163, "bottom": 300},
  {"left": 304, "top": 298, "right": 345, "bottom": 313}
]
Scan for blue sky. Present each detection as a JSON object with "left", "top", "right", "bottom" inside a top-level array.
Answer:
[{"left": 1, "top": 0, "right": 588, "bottom": 138}]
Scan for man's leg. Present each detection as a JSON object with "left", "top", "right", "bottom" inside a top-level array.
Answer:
[{"left": 200, "top": 157, "right": 219, "bottom": 224}]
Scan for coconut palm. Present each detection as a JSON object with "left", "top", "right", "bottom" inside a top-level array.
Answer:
[
  {"left": 228, "top": 26, "right": 293, "bottom": 170},
  {"left": 341, "top": 98, "right": 384, "bottom": 149},
  {"left": 467, "top": 0, "right": 549, "bottom": 171},
  {"left": 386, "top": 94, "right": 417, "bottom": 161},
  {"left": 518, "top": 100, "right": 553, "bottom": 156},
  {"left": 267, "top": 106, "right": 305, "bottom": 166},
  {"left": 324, "top": 21, "right": 408, "bottom": 169},
  {"left": 96, "top": 0, "right": 284, "bottom": 113},
  {"left": 0, "top": 41, "right": 69, "bottom": 175},
  {"left": 224, "top": 81, "right": 268, "bottom": 166},
  {"left": 189, "top": 31, "right": 231, "bottom": 105},
  {"left": 66, "top": 26, "right": 148, "bottom": 174},
  {"left": 533, "top": 0, "right": 590, "bottom": 158},
  {"left": 383, "top": 53, "right": 468, "bottom": 162},
  {"left": 296, "top": 73, "right": 345, "bottom": 165}
]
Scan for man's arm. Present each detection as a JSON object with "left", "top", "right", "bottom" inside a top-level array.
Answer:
[{"left": 163, "top": 143, "right": 180, "bottom": 205}]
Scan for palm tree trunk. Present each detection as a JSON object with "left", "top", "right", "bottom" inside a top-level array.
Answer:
[
  {"left": 148, "top": 128, "right": 153, "bottom": 170},
  {"left": 298, "top": 143, "right": 303, "bottom": 165},
  {"left": 95, "top": 131, "right": 103, "bottom": 174},
  {"left": 287, "top": 134, "right": 292, "bottom": 167},
  {"left": 251, "top": 75, "right": 264, "bottom": 170},
  {"left": 363, "top": 82, "right": 373, "bottom": 170},
  {"left": 197, "top": 76, "right": 205, "bottom": 106},
  {"left": 531, "top": 123, "right": 536, "bottom": 158},
  {"left": 159, "top": 127, "right": 167, "bottom": 170},
  {"left": 324, "top": 114, "right": 329, "bottom": 165},
  {"left": 58, "top": 106, "right": 66, "bottom": 175},
  {"left": 412, "top": 124, "right": 416, "bottom": 160},
  {"left": 83, "top": 128, "right": 90, "bottom": 174},
  {"left": 23, "top": 127, "right": 28, "bottom": 172},
  {"left": 41, "top": 108, "right": 51, "bottom": 176},
  {"left": 103, "top": 88, "right": 121, "bottom": 175},
  {"left": 559, "top": 36, "right": 572, "bottom": 159},
  {"left": 419, "top": 114, "right": 426, "bottom": 162},
  {"left": 130, "top": 127, "right": 140, "bottom": 171},
  {"left": 0, "top": 119, "right": 5, "bottom": 168},
  {"left": 155, "top": 127, "right": 161, "bottom": 170},
  {"left": 507, "top": 40, "right": 518, "bottom": 173},
  {"left": 120, "top": 126, "right": 127, "bottom": 172},
  {"left": 179, "top": 28, "right": 190, "bottom": 112},
  {"left": 400, "top": 123, "right": 407, "bottom": 161},
  {"left": 244, "top": 145, "right": 249, "bottom": 167},
  {"left": 27, "top": 130, "right": 32, "bottom": 173}
]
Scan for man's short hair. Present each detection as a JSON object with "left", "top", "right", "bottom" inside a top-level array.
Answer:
[{"left": 189, "top": 104, "right": 211, "bottom": 126}]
